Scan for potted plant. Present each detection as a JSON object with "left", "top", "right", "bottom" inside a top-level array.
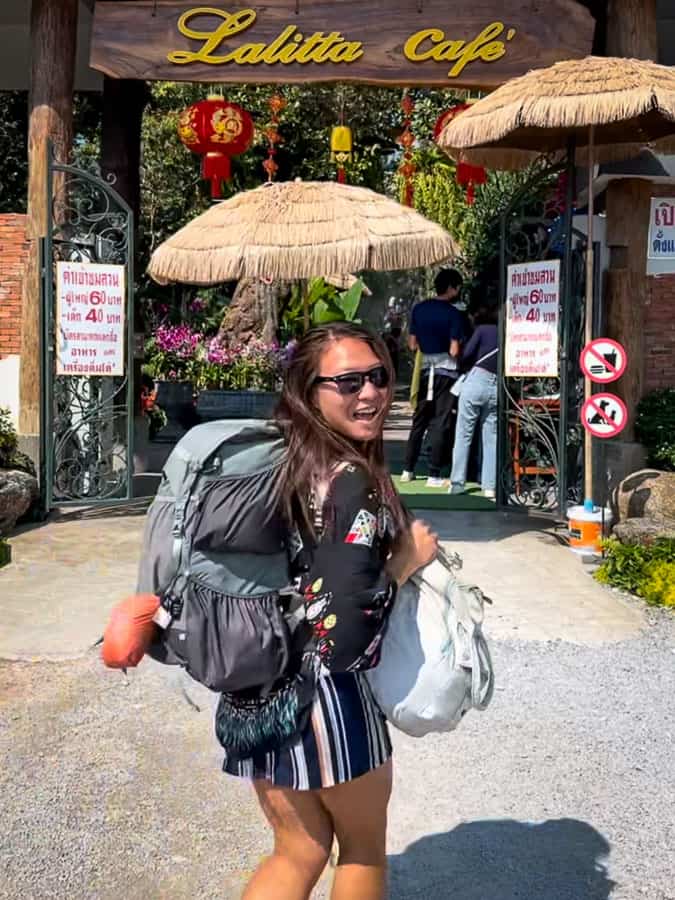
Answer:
[
  {"left": 143, "top": 323, "right": 202, "bottom": 441},
  {"left": 196, "top": 338, "right": 284, "bottom": 420}
]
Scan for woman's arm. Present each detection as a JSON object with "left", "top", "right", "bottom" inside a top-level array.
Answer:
[{"left": 302, "top": 467, "right": 396, "bottom": 672}]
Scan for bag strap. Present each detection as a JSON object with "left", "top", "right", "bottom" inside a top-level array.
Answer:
[{"left": 473, "top": 347, "right": 498, "bottom": 368}]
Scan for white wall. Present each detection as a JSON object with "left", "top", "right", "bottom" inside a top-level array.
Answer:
[{"left": 0, "top": 355, "right": 20, "bottom": 426}]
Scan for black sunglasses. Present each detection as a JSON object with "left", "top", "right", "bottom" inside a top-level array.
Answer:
[{"left": 314, "top": 364, "right": 390, "bottom": 396}]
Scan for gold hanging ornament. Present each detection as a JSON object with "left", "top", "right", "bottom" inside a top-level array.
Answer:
[
  {"left": 330, "top": 125, "right": 353, "bottom": 184},
  {"left": 397, "top": 92, "right": 416, "bottom": 207}
]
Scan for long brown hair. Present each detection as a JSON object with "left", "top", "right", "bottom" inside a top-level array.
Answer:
[{"left": 275, "top": 323, "right": 407, "bottom": 535}]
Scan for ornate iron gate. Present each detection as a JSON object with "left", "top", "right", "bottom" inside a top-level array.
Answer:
[
  {"left": 496, "top": 159, "right": 587, "bottom": 516},
  {"left": 40, "top": 145, "right": 134, "bottom": 511}
]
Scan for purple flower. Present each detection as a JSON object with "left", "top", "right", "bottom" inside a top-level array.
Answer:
[
  {"left": 154, "top": 324, "right": 201, "bottom": 358},
  {"left": 190, "top": 297, "right": 205, "bottom": 313}
]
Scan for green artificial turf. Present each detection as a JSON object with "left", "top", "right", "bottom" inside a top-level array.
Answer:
[{"left": 392, "top": 476, "right": 496, "bottom": 511}]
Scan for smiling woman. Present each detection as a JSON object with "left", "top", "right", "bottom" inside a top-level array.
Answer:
[{"left": 224, "top": 322, "right": 439, "bottom": 900}]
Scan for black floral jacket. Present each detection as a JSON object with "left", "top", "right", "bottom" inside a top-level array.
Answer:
[{"left": 290, "top": 465, "right": 397, "bottom": 673}]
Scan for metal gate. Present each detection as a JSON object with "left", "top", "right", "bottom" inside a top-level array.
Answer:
[
  {"left": 496, "top": 159, "right": 587, "bottom": 516},
  {"left": 40, "top": 145, "right": 134, "bottom": 511}
]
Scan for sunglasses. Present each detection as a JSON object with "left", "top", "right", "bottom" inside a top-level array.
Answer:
[{"left": 314, "top": 364, "right": 390, "bottom": 396}]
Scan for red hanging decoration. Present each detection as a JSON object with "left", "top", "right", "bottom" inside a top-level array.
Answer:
[
  {"left": 397, "top": 93, "right": 416, "bottom": 207},
  {"left": 263, "top": 92, "right": 286, "bottom": 182},
  {"left": 178, "top": 96, "right": 254, "bottom": 199},
  {"left": 433, "top": 104, "right": 487, "bottom": 205}
]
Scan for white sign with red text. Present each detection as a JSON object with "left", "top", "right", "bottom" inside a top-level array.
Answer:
[
  {"left": 505, "top": 259, "right": 560, "bottom": 378},
  {"left": 56, "top": 262, "right": 126, "bottom": 376}
]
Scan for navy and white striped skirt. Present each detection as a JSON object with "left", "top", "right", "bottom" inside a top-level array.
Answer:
[{"left": 222, "top": 671, "right": 392, "bottom": 790}]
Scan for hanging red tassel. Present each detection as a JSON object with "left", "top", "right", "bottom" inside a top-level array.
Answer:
[
  {"left": 456, "top": 161, "right": 487, "bottom": 205},
  {"left": 263, "top": 92, "right": 286, "bottom": 182},
  {"left": 397, "top": 93, "right": 416, "bottom": 207}
]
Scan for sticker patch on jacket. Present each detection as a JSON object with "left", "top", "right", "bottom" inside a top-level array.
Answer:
[{"left": 345, "top": 509, "right": 377, "bottom": 546}]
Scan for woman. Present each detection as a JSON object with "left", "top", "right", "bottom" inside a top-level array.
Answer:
[
  {"left": 224, "top": 323, "right": 438, "bottom": 900},
  {"left": 449, "top": 306, "right": 499, "bottom": 499}
]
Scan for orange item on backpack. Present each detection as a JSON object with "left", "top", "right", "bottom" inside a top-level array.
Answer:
[{"left": 102, "top": 593, "right": 161, "bottom": 669}]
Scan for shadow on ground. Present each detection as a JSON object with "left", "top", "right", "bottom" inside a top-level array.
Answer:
[{"left": 388, "top": 818, "right": 616, "bottom": 900}]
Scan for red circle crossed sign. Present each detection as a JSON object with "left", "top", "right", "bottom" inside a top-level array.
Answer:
[
  {"left": 580, "top": 338, "right": 627, "bottom": 384},
  {"left": 581, "top": 392, "right": 628, "bottom": 439}
]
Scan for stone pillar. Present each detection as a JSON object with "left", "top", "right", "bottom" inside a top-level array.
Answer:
[{"left": 19, "top": 0, "right": 78, "bottom": 437}]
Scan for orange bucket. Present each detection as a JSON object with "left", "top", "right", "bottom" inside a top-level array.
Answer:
[{"left": 567, "top": 506, "right": 612, "bottom": 555}]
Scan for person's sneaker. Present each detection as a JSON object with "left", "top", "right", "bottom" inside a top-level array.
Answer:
[
  {"left": 449, "top": 483, "right": 467, "bottom": 495},
  {"left": 483, "top": 489, "right": 496, "bottom": 499},
  {"left": 426, "top": 477, "right": 445, "bottom": 488},
  {"left": 400, "top": 470, "right": 415, "bottom": 483}
]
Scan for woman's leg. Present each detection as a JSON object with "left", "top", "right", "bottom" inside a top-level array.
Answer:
[
  {"left": 319, "top": 758, "right": 393, "bottom": 900},
  {"left": 450, "top": 376, "right": 481, "bottom": 488},
  {"left": 243, "top": 780, "right": 334, "bottom": 900},
  {"left": 480, "top": 380, "right": 498, "bottom": 492}
]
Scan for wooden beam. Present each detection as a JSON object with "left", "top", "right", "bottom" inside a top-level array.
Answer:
[{"left": 19, "top": 0, "right": 79, "bottom": 435}]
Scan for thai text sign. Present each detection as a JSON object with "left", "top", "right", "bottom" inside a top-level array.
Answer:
[
  {"left": 56, "top": 262, "right": 126, "bottom": 376},
  {"left": 648, "top": 198, "right": 675, "bottom": 259},
  {"left": 90, "top": 1, "right": 594, "bottom": 87},
  {"left": 505, "top": 259, "right": 560, "bottom": 378}
]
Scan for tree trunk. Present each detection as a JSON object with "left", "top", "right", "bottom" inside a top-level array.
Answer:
[
  {"left": 101, "top": 77, "right": 147, "bottom": 223},
  {"left": 606, "top": 0, "right": 658, "bottom": 60},
  {"left": 218, "top": 279, "right": 283, "bottom": 346},
  {"left": 19, "top": 0, "right": 78, "bottom": 435}
]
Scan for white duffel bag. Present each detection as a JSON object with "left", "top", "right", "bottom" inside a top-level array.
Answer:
[{"left": 366, "top": 549, "right": 494, "bottom": 737}]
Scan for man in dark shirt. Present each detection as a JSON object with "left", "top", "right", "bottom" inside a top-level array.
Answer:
[{"left": 402, "top": 268, "right": 467, "bottom": 486}]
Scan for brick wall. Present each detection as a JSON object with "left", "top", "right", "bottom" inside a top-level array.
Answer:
[
  {"left": 645, "top": 274, "right": 675, "bottom": 393},
  {"left": 0, "top": 214, "right": 28, "bottom": 358}
]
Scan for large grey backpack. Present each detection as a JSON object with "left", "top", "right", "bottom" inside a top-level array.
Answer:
[{"left": 137, "top": 419, "right": 298, "bottom": 693}]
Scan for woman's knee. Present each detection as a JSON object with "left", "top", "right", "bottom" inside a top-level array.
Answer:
[{"left": 255, "top": 782, "right": 334, "bottom": 879}]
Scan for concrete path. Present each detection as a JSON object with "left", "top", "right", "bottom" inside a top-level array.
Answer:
[{"left": 0, "top": 504, "right": 643, "bottom": 661}]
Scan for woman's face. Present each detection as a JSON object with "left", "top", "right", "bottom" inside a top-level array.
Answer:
[{"left": 313, "top": 337, "right": 390, "bottom": 443}]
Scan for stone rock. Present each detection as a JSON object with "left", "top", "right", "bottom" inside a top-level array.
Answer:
[
  {"left": 613, "top": 517, "right": 675, "bottom": 547},
  {"left": 613, "top": 469, "right": 675, "bottom": 524},
  {"left": 0, "top": 469, "right": 39, "bottom": 535}
]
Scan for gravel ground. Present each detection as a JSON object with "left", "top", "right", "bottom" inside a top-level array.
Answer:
[{"left": 1, "top": 607, "right": 674, "bottom": 900}]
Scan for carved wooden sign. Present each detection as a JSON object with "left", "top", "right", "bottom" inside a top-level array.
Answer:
[{"left": 90, "top": 1, "right": 595, "bottom": 88}]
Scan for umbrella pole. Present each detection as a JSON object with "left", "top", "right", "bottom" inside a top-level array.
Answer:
[{"left": 584, "top": 125, "right": 595, "bottom": 508}]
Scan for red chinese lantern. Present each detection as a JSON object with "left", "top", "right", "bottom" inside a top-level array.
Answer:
[
  {"left": 178, "top": 96, "right": 254, "bottom": 199},
  {"left": 434, "top": 104, "right": 487, "bottom": 205}
]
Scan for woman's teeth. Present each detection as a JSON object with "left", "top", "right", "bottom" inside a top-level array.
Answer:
[{"left": 353, "top": 408, "right": 377, "bottom": 420}]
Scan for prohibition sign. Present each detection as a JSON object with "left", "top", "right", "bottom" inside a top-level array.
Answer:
[
  {"left": 580, "top": 338, "right": 627, "bottom": 384},
  {"left": 581, "top": 392, "right": 628, "bottom": 439}
]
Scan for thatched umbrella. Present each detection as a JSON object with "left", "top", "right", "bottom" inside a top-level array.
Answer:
[
  {"left": 437, "top": 56, "right": 675, "bottom": 507},
  {"left": 148, "top": 180, "right": 456, "bottom": 286}
]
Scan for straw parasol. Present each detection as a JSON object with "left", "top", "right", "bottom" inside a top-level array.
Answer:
[
  {"left": 148, "top": 180, "right": 457, "bottom": 286},
  {"left": 436, "top": 56, "right": 675, "bottom": 170},
  {"left": 437, "top": 55, "right": 675, "bottom": 508}
]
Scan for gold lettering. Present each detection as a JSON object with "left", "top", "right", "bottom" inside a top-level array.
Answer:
[
  {"left": 404, "top": 21, "right": 515, "bottom": 78},
  {"left": 167, "top": 8, "right": 511, "bottom": 78},
  {"left": 168, "top": 7, "right": 257, "bottom": 65},
  {"left": 447, "top": 22, "right": 508, "bottom": 77},
  {"left": 293, "top": 32, "right": 328, "bottom": 63},
  {"left": 227, "top": 42, "right": 265, "bottom": 64},
  {"left": 403, "top": 28, "right": 446, "bottom": 62}
]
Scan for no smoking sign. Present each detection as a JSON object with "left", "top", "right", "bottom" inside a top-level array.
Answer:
[
  {"left": 580, "top": 338, "right": 627, "bottom": 384},
  {"left": 581, "top": 393, "right": 628, "bottom": 439}
]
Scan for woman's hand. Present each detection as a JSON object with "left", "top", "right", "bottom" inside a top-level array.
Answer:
[{"left": 387, "top": 519, "right": 439, "bottom": 587}]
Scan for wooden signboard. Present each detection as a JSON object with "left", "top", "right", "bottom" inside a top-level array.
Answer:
[{"left": 90, "top": 0, "right": 595, "bottom": 88}]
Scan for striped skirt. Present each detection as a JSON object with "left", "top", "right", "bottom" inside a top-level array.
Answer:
[{"left": 222, "top": 672, "right": 392, "bottom": 790}]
